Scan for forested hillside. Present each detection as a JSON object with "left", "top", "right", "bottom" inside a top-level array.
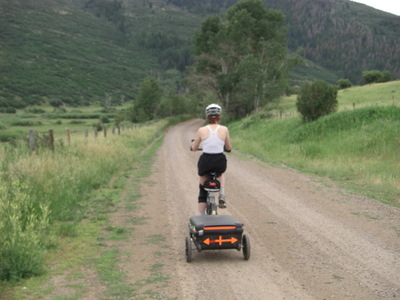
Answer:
[
  {"left": 0, "top": 0, "right": 159, "bottom": 107},
  {"left": 167, "top": 0, "right": 400, "bottom": 83},
  {"left": 266, "top": 0, "right": 400, "bottom": 83},
  {"left": 0, "top": 0, "right": 399, "bottom": 109}
]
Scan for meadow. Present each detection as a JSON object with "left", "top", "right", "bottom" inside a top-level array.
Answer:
[
  {"left": 229, "top": 81, "right": 400, "bottom": 206},
  {"left": 0, "top": 104, "right": 123, "bottom": 142}
]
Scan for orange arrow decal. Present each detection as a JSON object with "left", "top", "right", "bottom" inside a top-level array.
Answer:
[{"left": 203, "top": 236, "right": 238, "bottom": 245}]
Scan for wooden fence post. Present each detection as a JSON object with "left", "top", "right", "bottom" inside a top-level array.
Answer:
[
  {"left": 49, "top": 129, "right": 55, "bottom": 150},
  {"left": 66, "top": 128, "right": 71, "bottom": 145},
  {"left": 94, "top": 127, "right": 98, "bottom": 138},
  {"left": 28, "top": 130, "right": 36, "bottom": 154},
  {"left": 103, "top": 126, "right": 107, "bottom": 138}
]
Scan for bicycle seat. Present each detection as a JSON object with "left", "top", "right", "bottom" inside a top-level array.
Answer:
[{"left": 206, "top": 171, "right": 221, "bottom": 179}]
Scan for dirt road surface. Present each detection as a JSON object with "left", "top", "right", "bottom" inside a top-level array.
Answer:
[{"left": 114, "top": 119, "right": 400, "bottom": 300}]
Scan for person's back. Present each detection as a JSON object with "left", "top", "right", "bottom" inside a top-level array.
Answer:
[{"left": 191, "top": 104, "right": 232, "bottom": 214}]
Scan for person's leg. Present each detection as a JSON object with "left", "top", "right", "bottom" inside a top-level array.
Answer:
[
  {"left": 199, "top": 175, "right": 208, "bottom": 185},
  {"left": 198, "top": 175, "right": 208, "bottom": 214},
  {"left": 217, "top": 173, "right": 226, "bottom": 208},
  {"left": 198, "top": 202, "right": 207, "bottom": 214}
]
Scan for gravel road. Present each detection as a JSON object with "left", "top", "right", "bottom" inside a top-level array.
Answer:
[{"left": 122, "top": 118, "right": 400, "bottom": 300}]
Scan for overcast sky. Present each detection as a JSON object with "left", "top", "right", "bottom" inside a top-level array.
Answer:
[{"left": 351, "top": 0, "right": 400, "bottom": 16}]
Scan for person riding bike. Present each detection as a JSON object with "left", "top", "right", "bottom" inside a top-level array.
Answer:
[{"left": 191, "top": 104, "right": 232, "bottom": 215}]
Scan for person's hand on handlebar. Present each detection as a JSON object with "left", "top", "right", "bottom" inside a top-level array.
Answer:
[{"left": 190, "top": 139, "right": 197, "bottom": 151}]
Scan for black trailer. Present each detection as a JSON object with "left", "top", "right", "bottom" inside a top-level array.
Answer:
[{"left": 185, "top": 215, "right": 250, "bottom": 262}]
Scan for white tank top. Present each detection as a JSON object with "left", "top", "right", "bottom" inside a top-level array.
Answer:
[{"left": 202, "top": 125, "right": 225, "bottom": 154}]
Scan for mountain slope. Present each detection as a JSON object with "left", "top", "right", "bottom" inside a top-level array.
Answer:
[
  {"left": 167, "top": 0, "right": 400, "bottom": 83},
  {"left": 0, "top": 0, "right": 158, "bottom": 107},
  {"left": 0, "top": 0, "right": 399, "bottom": 108},
  {"left": 265, "top": 0, "right": 400, "bottom": 83}
]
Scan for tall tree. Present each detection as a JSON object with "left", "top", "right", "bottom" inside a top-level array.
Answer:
[
  {"left": 190, "top": 0, "right": 288, "bottom": 118},
  {"left": 134, "top": 77, "right": 163, "bottom": 121}
]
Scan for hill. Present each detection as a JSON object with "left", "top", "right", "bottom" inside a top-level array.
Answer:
[
  {"left": 0, "top": 0, "right": 159, "bottom": 107},
  {"left": 168, "top": 0, "right": 400, "bottom": 83},
  {"left": 265, "top": 0, "right": 400, "bottom": 83},
  {"left": 0, "top": 0, "right": 399, "bottom": 108}
]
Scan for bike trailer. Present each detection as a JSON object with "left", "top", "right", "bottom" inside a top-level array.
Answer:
[{"left": 188, "top": 215, "right": 244, "bottom": 251}]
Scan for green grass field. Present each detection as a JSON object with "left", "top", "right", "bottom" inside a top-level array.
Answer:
[
  {"left": 277, "top": 80, "right": 399, "bottom": 114},
  {"left": 229, "top": 81, "right": 400, "bottom": 206},
  {"left": 0, "top": 103, "right": 129, "bottom": 143}
]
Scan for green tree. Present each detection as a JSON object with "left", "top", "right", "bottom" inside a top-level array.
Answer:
[
  {"left": 296, "top": 81, "right": 338, "bottom": 122},
  {"left": 337, "top": 79, "right": 352, "bottom": 89},
  {"left": 131, "top": 77, "right": 163, "bottom": 122},
  {"left": 159, "top": 90, "right": 189, "bottom": 117},
  {"left": 190, "top": 0, "right": 288, "bottom": 119},
  {"left": 362, "top": 70, "right": 383, "bottom": 84},
  {"left": 381, "top": 71, "right": 394, "bottom": 82}
]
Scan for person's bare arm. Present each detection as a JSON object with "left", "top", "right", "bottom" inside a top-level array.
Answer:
[
  {"left": 224, "top": 128, "right": 232, "bottom": 151},
  {"left": 191, "top": 129, "right": 202, "bottom": 151}
]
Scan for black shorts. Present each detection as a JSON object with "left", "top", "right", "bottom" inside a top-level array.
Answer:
[{"left": 198, "top": 153, "right": 227, "bottom": 176}]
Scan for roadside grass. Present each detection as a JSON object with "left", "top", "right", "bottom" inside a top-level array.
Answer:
[
  {"left": 230, "top": 81, "right": 400, "bottom": 206},
  {"left": 91, "top": 136, "right": 169, "bottom": 300},
  {"left": 0, "top": 114, "right": 186, "bottom": 298},
  {"left": 95, "top": 249, "right": 134, "bottom": 298},
  {"left": 0, "top": 118, "right": 173, "bottom": 297},
  {"left": 1, "top": 221, "right": 101, "bottom": 300}
]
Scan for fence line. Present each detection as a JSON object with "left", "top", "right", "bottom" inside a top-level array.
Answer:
[{"left": 27, "top": 125, "right": 131, "bottom": 153}]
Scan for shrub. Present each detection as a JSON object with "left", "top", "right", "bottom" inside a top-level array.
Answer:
[
  {"left": 0, "top": 107, "right": 17, "bottom": 113},
  {"left": 25, "top": 108, "right": 45, "bottom": 114},
  {"left": 100, "top": 115, "right": 110, "bottom": 123},
  {"left": 10, "top": 120, "right": 42, "bottom": 126},
  {"left": 337, "top": 79, "right": 352, "bottom": 89},
  {"left": 382, "top": 71, "right": 395, "bottom": 82},
  {"left": 0, "top": 132, "right": 23, "bottom": 142},
  {"left": 296, "top": 81, "right": 338, "bottom": 122},
  {"left": 0, "top": 180, "right": 50, "bottom": 281},
  {"left": 362, "top": 70, "right": 383, "bottom": 84},
  {"left": 361, "top": 70, "right": 394, "bottom": 84}
]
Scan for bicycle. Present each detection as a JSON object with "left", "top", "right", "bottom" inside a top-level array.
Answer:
[
  {"left": 186, "top": 141, "right": 250, "bottom": 262},
  {"left": 202, "top": 171, "right": 222, "bottom": 215}
]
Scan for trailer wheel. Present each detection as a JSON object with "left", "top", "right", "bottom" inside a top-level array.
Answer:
[
  {"left": 242, "top": 234, "right": 250, "bottom": 260},
  {"left": 185, "top": 237, "right": 192, "bottom": 262}
]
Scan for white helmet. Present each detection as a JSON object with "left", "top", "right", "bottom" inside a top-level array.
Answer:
[{"left": 205, "top": 104, "right": 222, "bottom": 116}]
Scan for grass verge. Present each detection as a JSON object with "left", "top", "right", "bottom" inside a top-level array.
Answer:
[
  {"left": 0, "top": 119, "right": 170, "bottom": 298},
  {"left": 230, "top": 104, "right": 400, "bottom": 206}
]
